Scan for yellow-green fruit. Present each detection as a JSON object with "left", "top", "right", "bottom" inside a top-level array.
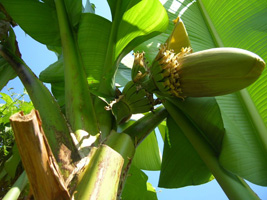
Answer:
[{"left": 151, "top": 46, "right": 265, "bottom": 98}]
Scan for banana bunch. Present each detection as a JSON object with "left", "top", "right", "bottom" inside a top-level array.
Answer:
[{"left": 112, "top": 81, "right": 154, "bottom": 124}]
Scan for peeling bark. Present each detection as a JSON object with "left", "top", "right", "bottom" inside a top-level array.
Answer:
[{"left": 9, "top": 110, "right": 70, "bottom": 200}]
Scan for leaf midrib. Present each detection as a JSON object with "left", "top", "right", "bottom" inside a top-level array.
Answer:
[{"left": 197, "top": 0, "right": 267, "bottom": 152}]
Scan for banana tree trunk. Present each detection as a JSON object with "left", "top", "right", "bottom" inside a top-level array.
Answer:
[{"left": 9, "top": 110, "right": 70, "bottom": 200}]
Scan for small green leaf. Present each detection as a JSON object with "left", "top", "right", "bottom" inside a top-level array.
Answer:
[
  {"left": 4, "top": 144, "right": 21, "bottom": 179},
  {"left": 0, "top": 60, "right": 16, "bottom": 91},
  {"left": 39, "top": 56, "right": 64, "bottom": 83},
  {"left": 132, "top": 131, "right": 161, "bottom": 170},
  {"left": 122, "top": 165, "right": 157, "bottom": 200},
  {"left": 0, "top": 92, "right": 13, "bottom": 105}
]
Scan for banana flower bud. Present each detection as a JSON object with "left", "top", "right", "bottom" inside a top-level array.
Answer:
[{"left": 150, "top": 46, "right": 265, "bottom": 98}]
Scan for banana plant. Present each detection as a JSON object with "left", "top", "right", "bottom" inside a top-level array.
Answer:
[{"left": 0, "top": 0, "right": 266, "bottom": 199}]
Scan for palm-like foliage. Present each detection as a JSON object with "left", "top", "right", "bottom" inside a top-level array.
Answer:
[{"left": 0, "top": 0, "right": 266, "bottom": 199}]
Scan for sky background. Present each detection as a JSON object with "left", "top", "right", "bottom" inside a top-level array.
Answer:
[{"left": 1, "top": 0, "right": 267, "bottom": 199}]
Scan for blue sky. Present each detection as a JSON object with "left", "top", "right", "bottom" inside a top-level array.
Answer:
[{"left": 1, "top": 0, "right": 267, "bottom": 199}]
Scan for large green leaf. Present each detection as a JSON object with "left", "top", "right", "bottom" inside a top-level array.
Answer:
[
  {"left": 1, "top": 0, "right": 84, "bottom": 46},
  {"left": 187, "top": 0, "right": 267, "bottom": 185},
  {"left": 163, "top": 100, "right": 261, "bottom": 199},
  {"left": 159, "top": 116, "right": 212, "bottom": 188},
  {"left": 77, "top": 13, "right": 112, "bottom": 93},
  {"left": 137, "top": 0, "right": 267, "bottom": 186},
  {"left": 41, "top": 0, "right": 168, "bottom": 97},
  {"left": 77, "top": 0, "right": 168, "bottom": 96},
  {"left": 167, "top": 97, "right": 225, "bottom": 154},
  {"left": 1, "top": 0, "right": 61, "bottom": 46},
  {"left": 157, "top": 96, "right": 225, "bottom": 188},
  {"left": 115, "top": 0, "right": 168, "bottom": 59}
]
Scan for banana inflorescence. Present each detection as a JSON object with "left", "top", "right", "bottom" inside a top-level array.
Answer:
[{"left": 111, "top": 16, "right": 265, "bottom": 124}]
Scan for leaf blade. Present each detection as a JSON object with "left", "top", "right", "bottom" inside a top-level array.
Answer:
[{"left": 1, "top": 0, "right": 61, "bottom": 46}]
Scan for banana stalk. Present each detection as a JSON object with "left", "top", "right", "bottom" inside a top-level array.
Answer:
[
  {"left": 54, "top": 0, "right": 99, "bottom": 141},
  {"left": 0, "top": 45, "right": 80, "bottom": 165},
  {"left": 94, "top": 97, "right": 114, "bottom": 141},
  {"left": 74, "top": 131, "right": 135, "bottom": 200},
  {"left": 123, "top": 106, "right": 168, "bottom": 146},
  {"left": 2, "top": 171, "right": 28, "bottom": 200}
]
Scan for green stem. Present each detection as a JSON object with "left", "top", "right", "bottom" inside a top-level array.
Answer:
[
  {"left": 105, "top": 107, "right": 167, "bottom": 197},
  {"left": 75, "top": 134, "right": 132, "bottom": 200},
  {"left": 0, "top": 44, "right": 79, "bottom": 162},
  {"left": 54, "top": 0, "right": 99, "bottom": 136},
  {"left": 113, "top": 107, "right": 167, "bottom": 197},
  {"left": 98, "top": 1, "right": 121, "bottom": 96},
  {"left": 94, "top": 98, "right": 114, "bottom": 141},
  {"left": 164, "top": 100, "right": 260, "bottom": 200},
  {"left": 105, "top": 130, "right": 135, "bottom": 168},
  {"left": 104, "top": 131, "right": 135, "bottom": 199},
  {"left": 123, "top": 106, "right": 168, "bottom": 146},
  {"left": 3, "top": 171, "right": 28, "bottom": 200}
]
